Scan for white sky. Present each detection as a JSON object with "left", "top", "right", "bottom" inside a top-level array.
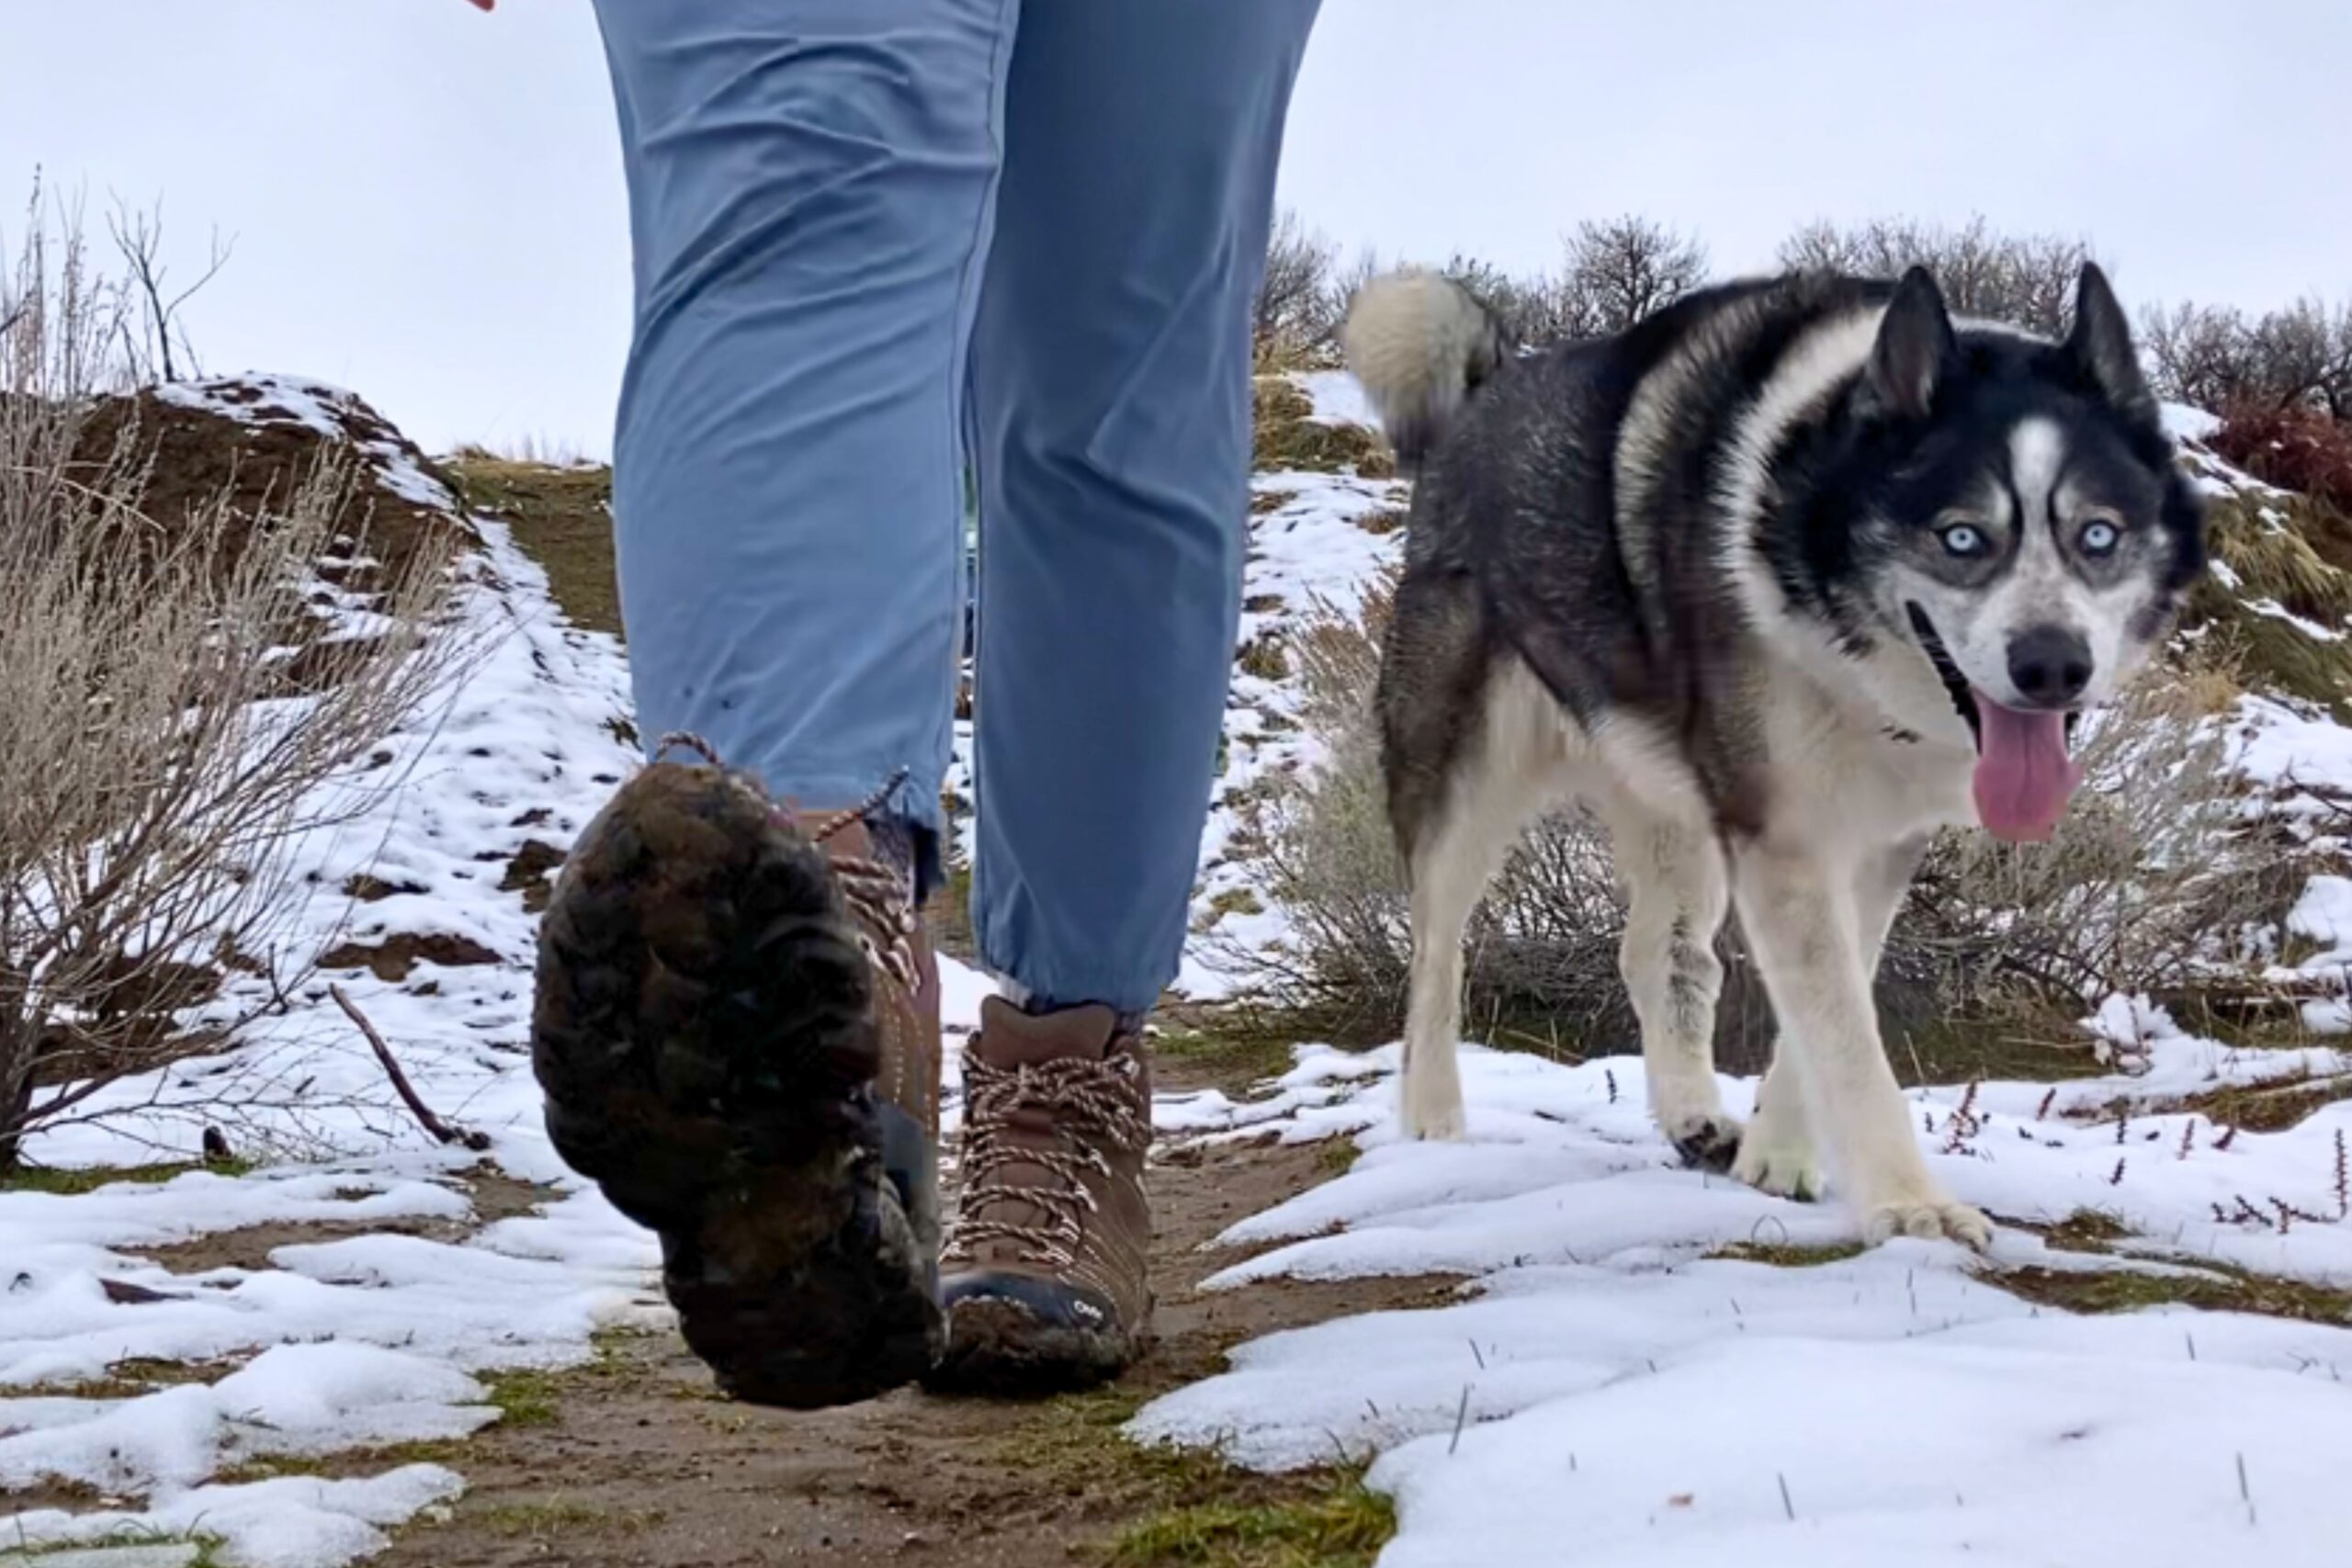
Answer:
[{"left": 3, "top": 1, "right": 2342, "bottom": 458}]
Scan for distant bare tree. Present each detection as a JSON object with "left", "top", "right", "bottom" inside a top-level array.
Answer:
[
  {"left": 1256, "top": 208, "right": 1340, "bottom": 369},
  {"left": 2141, "top": 301, "right": 2255, "bottom": 413},
  {"left": 2143, "top": 295, "right": 2352, "bottom": 417},
  {"left": 1563, "top": 214, "right": 1708, "bottom": 333},
  {"left": 1440, "top": 252, "right": 1578, "bottom": 348},
  {"left": 1780, "top": 215, "right": 2093, "bottom": 335},
  {"left": 106, "top": 195, "right": 233, "bottom": 385}
]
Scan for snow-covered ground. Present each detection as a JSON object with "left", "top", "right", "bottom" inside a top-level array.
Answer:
[
  {"left": 8, "top": 371, "right": 2352, "bottom": 1565},
  {"left": 1142, "top": 1043, "right": 2352, "bottom": 1566}
]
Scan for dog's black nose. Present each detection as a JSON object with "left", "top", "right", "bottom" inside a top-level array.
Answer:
[{"left": 2006, "top": 625, "right": 2092, "bottom": 707}]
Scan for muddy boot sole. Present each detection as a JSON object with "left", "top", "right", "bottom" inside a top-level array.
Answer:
[
  {"left": 530, "top": 763, "right": 943, "bottom": 1408},
  {"left": 924, "top": 1280, "right": 1145, "bottom": 1397}
]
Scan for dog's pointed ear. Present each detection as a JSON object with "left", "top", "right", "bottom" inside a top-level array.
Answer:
[
  {"left": 2064, "top": 262, "right": 2154, "bottom": 420},
  {"left": 1862, "top": 266, "right": 1956, "bottom": 422}
]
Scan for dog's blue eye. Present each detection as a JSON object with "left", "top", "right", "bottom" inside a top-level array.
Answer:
[
  {"left": 1939, "top": 524, "right": 1985, "bottom": 558},
  {"left": 2080, "top": 520, "right": 2120, "bottom": 556}
]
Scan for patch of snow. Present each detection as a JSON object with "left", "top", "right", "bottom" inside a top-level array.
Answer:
[
  {"left": 1294, "top": 368, "right": 1381, "bottom": 431},
  {"left": 2, "top": 1468, "right": 463, "bottom": 1568},
  {"left": 2162, "top": 401, "right": 2223, "bottom": 443},
  {"left": 1136, "top": 1043, "right": 2352, "bottom": 1564}
]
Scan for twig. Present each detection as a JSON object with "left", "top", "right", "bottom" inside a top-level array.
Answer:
[{"left": 331, "top": 984, "right": 491, "bottom": 1151}]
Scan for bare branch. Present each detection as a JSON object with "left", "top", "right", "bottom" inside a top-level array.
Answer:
[{"left": 330, "top": 984, "right": 491, "bottom": 1151}]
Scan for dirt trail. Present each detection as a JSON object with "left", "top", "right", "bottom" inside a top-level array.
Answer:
[{"left": 361, "top": 1072, "right": 1442, "bottom": 1568}]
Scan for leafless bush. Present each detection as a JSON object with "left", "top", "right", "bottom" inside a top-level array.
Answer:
[
  {"left": 1237, "top": 581, "right": 2277, "bottom": 1058},
  {"left": 1563, "top": 215, "right": 1708, "bottom": 335},
  {"left": 1438, "top": 215, "right": 1710, "bottom": 350},
  {"left": 1255, "top": 209, "right": 1343, "bottom": 370},
  {"left": 0, "top": 197, "right": 468, "bottom": 1171},
  {"left": 1894, "top": 650, "right": 2290, "bottom": 1010},
  {"left": 2143, "top": 296, "right": 2352, "bottom": 418},
  {"left": 107, "top": 194, "right": 233, "bottom": 386},
  {"left": 1429, "top": 254, "right": 1570, "bottom": 350},
  {"left": 1779, "top": 215, "right": 2096, "bottom": 335}
]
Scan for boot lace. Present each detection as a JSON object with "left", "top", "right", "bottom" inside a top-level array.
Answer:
[
  {"left": 947, "top": 1051, "right": 1148, "bottom": 1270},
  {"left": 656, "top": 734, "right": 922, "bottom": 991}
]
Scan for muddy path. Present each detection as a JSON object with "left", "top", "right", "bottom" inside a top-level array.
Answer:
[{"left": 363, "top": 1068, "right": 1446, "bottom": 1568}]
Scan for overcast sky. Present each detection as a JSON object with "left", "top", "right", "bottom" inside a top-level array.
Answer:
[{"left": 2, "top": 1, "right": 2341, "bottom": 457}]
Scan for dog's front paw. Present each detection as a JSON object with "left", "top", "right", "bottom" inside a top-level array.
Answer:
[
  {"left": 1730, "top": 1116, "right": 1820, "bottom": 1200},
  {"left": 1401, "top": 1079, "right": 1466, "bottom": 1141},
  {"left": 1857, "top": 1192, "right": 1993, "bottom": 1250},
  {"left": 1661, "top": 1108, "right": 1744, "bottom": 1173},
  {"left": 1403, "top": 1103, "right": 1464, "bottom": 1141}
]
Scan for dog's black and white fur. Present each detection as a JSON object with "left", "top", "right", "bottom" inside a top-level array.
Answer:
[{"left": 1344, "top": 263, "right": 2205, "bottom": 1247}]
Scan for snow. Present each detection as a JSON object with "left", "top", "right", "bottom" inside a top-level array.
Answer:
[
  {"left": 1134, "top": 1043, "right": 2352, "bottom": 1566},
  {"left": 0, "top": 380, "right": 989, "bottom": 1563},
  {"left": 14, "top": 371, "right": 2352, "bottom": 1563}
]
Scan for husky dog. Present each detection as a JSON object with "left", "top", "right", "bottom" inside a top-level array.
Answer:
[{"left": 1342, "top": 263, "right": 2204, "bottom": 1247}]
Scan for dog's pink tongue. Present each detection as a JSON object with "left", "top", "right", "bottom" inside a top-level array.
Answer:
[{"left": 1972, "top": 694, "right": 2083, "bottom": 843}]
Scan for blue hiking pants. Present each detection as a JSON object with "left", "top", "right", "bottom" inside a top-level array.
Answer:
[{"left": 590, "top": 1, "right": 1320, "bottom": 1015}]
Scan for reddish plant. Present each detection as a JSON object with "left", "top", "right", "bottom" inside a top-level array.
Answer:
[{"left": 2208, "top": 402, "right": 2352, "bottom": 516}]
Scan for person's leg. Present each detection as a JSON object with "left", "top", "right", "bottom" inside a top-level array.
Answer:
[
  {"left": 533, "top": 0, "right": 1017, "bottom": 1410},
  {"left": 601, "top": 0, "right": 1013, "bottom": 881},
  {"left": 970, "top": 0, "right": 1322, "bottom": 1012},
  {"left": 933, "top": 0, "right": 1321, "bottom": 1392}
]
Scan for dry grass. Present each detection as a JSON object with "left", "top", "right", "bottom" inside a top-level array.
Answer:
[
  {"left": 1253, "top": 379, "right": 1394, "bottom": 478},
  {"left": 447, "top": 455, "right": 619, "bottom": 636}
]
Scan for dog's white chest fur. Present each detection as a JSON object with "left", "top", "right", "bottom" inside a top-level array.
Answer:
[{"left": 1751, "top": 651, "right": 1977, "bottom": 854}]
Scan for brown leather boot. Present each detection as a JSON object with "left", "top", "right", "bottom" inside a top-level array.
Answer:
[
  {"left": 926, "top": 997, "right": 1153, "bottom": 1393},
  {"left": 530, "top": 757, "right": 944, "bottom": 1407}
]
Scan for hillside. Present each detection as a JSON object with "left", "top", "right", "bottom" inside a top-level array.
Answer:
[{"left": 2, "top": 373, "right": 2349, "bottom": 1567}]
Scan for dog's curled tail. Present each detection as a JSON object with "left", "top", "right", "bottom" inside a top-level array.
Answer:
[{"left": 1340, "top": 267, "right": 1509, "bottom": 468}]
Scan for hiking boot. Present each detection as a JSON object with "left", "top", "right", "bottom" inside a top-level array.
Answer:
[
  {"left": 926, "top": 998, "right": 1153, "bottom": 1393},
  {"left": 530, "top": 753, "right": 944, "bottom": 1408}
]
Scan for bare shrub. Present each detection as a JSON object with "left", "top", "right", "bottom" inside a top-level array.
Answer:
[
  {"left": 1436, "top": 253, "right": 1580, "bottom": 350},
  {"left": 1436, "top": 215, "right": 1709, "bottom": 351},
  {"left": 1563, "top": 215, "right": 1709, "bottom": 335},
  {"left": 1255, "top": 208, "right": 1341, "bottom": 371},
  {"left": 1894, "top": 647, "right": 2290, "bottom": 1015},
  {"left": 1779, "top": 215, "right": 2096, "bottom": 335},
  {"left": 2143, "top": 297, "right": 2352, "bottom": 419},
  {"left": 107, "top": 194, "right": 233, "bottom": 386},
  {"left": 1238, "top": 577, "right": 2275, "bottom": 1061},
  {"left": 0, "top": 197, "right": 469, "bottom": 1171}
]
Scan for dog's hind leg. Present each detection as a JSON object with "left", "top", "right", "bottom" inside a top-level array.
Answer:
[
  {"left": 1391, "top": 655, "right": 1563, "bottom": 1141},
  {"left": 1602, "top": 804, "right": 1737, "bottom": 1170},
  {"left": 1735, "top": 834, "right": 1928, "bottom": 1200}
]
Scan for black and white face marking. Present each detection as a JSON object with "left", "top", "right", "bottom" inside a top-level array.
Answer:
[{"left": 1890, "top": 413, "right": 2173, "bottom": 720}]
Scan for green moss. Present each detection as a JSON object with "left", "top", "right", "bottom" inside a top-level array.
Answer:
[
  {"left": 1314, "top": 1140, "right": 1363, "bottom": 1178},
  {"left": 990, "top": 1386, "right": 1396, "bottom": 1568},
  {"left": 1108, "top": 1481, "right": 1396, "bottom": 1568},
  {"left": 1706, "top": 1240, "right": 1868, "bottom": 1269},
  {"left": 1984, "top": 1260, "right": 2352, "bottom": 1325},
  {"left": 2038, "top": 1209, "right": 2134, "bottom": 1255},
  {"left": 1, "top": 1158, "right": 254, "bottom": 1195}
]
